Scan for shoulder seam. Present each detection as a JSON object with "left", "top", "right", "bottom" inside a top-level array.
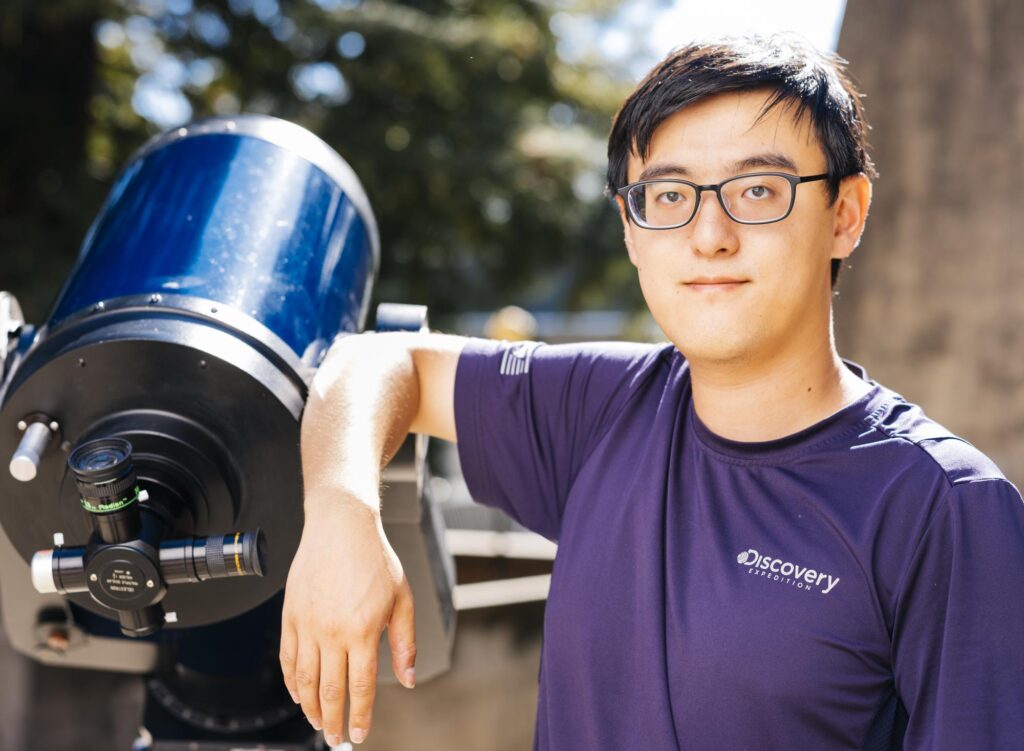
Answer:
[
  {"left": 890, "top": 481, "right": 955, "bottom": 634},
  {"left": 951, "top": 475, "right": 1008, "bottom": 485},
  {"left": 865, "top": 418, "right": 1000, "bottom": 490},
  {"left": 890, "top": 474, "right": 1021, "bottom": 637}
]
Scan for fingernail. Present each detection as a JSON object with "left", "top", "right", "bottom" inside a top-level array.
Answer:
[
  {"left": 351, "top": 728, "right": 367, "bottom": 743},
  {"left": 325, "top": 733, "right": 342, "bottom": 747},
  {"left": 403, "top": 667, "right": 416, "bottom": 688},
  {"left": 288, "top": 689, "right": 300, "bottom": 704},
  {"left": 309, "top": 717, "right": 322, "bottom": 731}
]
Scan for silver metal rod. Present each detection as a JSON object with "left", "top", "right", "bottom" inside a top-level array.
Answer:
[
  {"left": 9, "top": 421, "right": 52, "bottom": 482},
  {"left": 452, "top": 574, "right": 551, "bottom": 611}
]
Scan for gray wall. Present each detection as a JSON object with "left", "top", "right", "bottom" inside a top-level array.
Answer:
[{"left": 837, "top": 0, "right": 1024, "bottom": 484}]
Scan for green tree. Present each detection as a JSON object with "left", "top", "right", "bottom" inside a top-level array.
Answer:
[{"left": 1, "top": 0, "right": 645, "bottom": 327}]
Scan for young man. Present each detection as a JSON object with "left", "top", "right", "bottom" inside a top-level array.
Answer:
[{"left": 280, "top": 36, "right": 1024, "bottom": 749}]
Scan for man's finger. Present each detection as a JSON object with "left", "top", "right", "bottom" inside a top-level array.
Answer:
[
  {"left": 279, "top": 621, "right": 300, "bottom": 704},
  {"left": 346, "top": 646, "right": 379, "bottom": 745},
  {"left": 387, "top": 577, "right": 417, "bottom": 689},
  {"left": 295, "top": 641, "right": 322, "bottom": 732},
  {"left": 319, "top": 647, "right": 348, "bottom": 748}
]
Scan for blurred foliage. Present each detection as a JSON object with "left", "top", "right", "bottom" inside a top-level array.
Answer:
[{"left": 0, "top": 0, "right": 647, "bottom": 327}]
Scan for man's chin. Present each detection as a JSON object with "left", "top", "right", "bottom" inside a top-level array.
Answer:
[{"left": 666, "top": 334, "right": 757, "bottom": 367}]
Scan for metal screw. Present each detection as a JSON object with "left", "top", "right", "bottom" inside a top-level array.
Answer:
[
  {"left": 148, "top": 294, "right": 161, "bottom": 304},
  {"left": 16, "top": 420, "right": 26, "bottom": 431},
  {"left": 146, "top": 580, "right": 155, "bottom": 588},
  {"left": 210, "top": 306, "right": 218, "bottom": 314},
  {"left": 77, "top": 358, "right": 86, "bottom": 368},
  {"left": 48, "top": 421, "right": 59, "bottom": 432},
  {"left": 198, "top": 360, "right": 207, "bottom": 369},
  {"left": 89, "top": 573, "right": 98, "bottom": 582},
  {"left": 93, "top": 302, "right": 105, "bottom": 312}
]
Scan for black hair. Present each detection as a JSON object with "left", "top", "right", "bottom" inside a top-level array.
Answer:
[{"left": 606, "top": 34, "right": 877, "bottom": 288}]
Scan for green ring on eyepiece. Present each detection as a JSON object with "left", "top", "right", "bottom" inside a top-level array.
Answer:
[{"left": 80, "top": 485, "right": 141, "bottom": 514}]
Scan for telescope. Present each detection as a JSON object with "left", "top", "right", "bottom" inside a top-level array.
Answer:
[{"left": 0, "top": 115, "right": 455, "bottom": 750}]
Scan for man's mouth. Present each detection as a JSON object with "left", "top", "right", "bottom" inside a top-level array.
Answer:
[{"left": 683, "top": 277, "right": 750, "bottom": 291}]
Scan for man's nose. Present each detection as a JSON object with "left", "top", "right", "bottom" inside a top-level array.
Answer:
[{"left": 690, "top": 189, "right": 740, "bottom": 258}]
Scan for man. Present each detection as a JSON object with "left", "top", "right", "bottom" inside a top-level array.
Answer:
[{"left": 280, "top": 35, "right": 1024, "bottom": 749}]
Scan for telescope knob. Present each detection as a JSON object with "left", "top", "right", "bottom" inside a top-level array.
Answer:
[
  {"left": 375, "top": 302, "right": 428, "bottom": 333},
  {"left": 9, "top": 420, "right": 56, "bottom": 482}
]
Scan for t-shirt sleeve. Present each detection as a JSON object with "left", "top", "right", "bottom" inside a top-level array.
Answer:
[
  {"left": 891, "top": 477, "right": 1024, "bottom": 749},
  {"left": 453, "top": 338, "right": 667, "bottom": 541}
]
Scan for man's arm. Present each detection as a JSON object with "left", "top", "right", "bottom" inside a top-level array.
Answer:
[
  {"left": 279, "top": 331, "right": 467, "bottom": 747},
  {"left": 892, "top": 477, "right": 1024, "bottom": 749}
]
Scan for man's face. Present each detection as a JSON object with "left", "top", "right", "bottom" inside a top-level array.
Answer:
[{"left": 618, "top": 89, "right": 865, "bottom": 367}]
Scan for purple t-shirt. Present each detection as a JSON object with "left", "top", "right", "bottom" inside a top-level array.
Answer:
[{"left": 454, "top": 338, "right": 1024, "bottom": 751}]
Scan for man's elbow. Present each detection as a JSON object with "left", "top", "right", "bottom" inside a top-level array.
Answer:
[{"left": 407, "top": 333, "right": 467, "bottom": 443}]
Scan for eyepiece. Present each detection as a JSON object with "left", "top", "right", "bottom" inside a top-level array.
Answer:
[
  {"left": 77, "top": 445, "right": 124, "bottom": 472},
  {"left": 68, "top": 437, "right": 133, "bottom": 484},
  {"left": 68, "top": 437, "right": 140, "bottom": 516},
  {"left": 160, "top": 529, "right": 266, "bottom": 584},
  {"left": 229, "top": 529, "right": 266, "bottom": 578},
  {"left": 68, "top": 437, "right": 141, "bottom": 543}
]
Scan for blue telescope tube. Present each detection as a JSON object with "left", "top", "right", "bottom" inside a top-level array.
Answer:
[{"left": 49, "top": 115, "right": 379, "bottom": 361}]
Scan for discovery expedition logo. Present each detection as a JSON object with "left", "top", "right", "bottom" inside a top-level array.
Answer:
[{"left": 737, "top": 548, "right": 840, "bottom": 594}]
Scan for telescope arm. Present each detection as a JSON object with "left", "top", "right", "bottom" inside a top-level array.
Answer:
[{"left": 283, "top": 330, "right": 465, "bottom": 747}]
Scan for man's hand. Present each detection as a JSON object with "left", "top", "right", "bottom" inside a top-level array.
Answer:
[
  {"left": 280, "top": 331, "right": 463, "bottom": 746},
  {"left": 280, "top": 496, "right": 416, "bottom": 747}
]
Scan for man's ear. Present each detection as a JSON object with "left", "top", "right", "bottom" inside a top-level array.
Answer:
[
  {"left": 831, "top": 173, "right": 872, "bottom": 261},
  {"left": 615, "top": 195, "right": 639, "bottom": 267}
]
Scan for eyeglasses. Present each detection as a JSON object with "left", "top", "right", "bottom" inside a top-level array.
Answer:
[{"left": 616, "top": 172, "right": 829, "bottom": 230}]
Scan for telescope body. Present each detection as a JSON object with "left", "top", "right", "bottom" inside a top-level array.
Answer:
[
  {"left": 0, "top": 116, "right": 454, "bottom": 703},
  {"left": 51, "top": 117, "right": 378, "bottom": 361}
]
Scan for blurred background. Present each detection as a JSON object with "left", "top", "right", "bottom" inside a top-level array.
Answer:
[{"left": 1, "top": 0, "right": 1022, "bottom": 748}]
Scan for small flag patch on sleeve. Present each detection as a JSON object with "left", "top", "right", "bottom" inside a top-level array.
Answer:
[{"left": 499, "top": 342, "right": 540, "bottom": 376}]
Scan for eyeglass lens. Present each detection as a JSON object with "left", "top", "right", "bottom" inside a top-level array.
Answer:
[{"left": 628, "top": 174, "right": 796, "bottom": 227}]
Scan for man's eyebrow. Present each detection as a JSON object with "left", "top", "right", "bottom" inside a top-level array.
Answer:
[
  {"left": 637, "top": 163, "right": 692, "bottom": 181},
  {"left": 635, "top": 153, "right": 801, "bottom": 183},
  {"left": 729, "top": 153, "right": 799, "bottom": 173}
]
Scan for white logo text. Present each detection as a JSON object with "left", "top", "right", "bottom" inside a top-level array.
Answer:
[{"left": 736, "top": 548, "right": 840, "bottom": 595}]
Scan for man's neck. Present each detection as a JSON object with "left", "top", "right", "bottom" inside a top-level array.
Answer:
[{"left": 687, "top": 331, "right": 872, "bottom": 443}]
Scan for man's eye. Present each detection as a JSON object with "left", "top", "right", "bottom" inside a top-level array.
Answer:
[
  {"left": 743, "top": 184, "right": 773, "bottom": 200},
  {"left": 656, "top": 191, "right": 685, "bottom": 204}
]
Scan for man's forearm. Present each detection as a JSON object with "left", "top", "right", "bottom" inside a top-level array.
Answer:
[
  {"left": 284, "top": 333, "right": 442, "bottom": 744},
  {"left": 300, "top": 333, "right": 421, "bottom": 518}
]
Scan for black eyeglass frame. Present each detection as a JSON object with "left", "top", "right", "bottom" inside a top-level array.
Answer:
[{"left": 616, "top": 172, "right": 830, "bottom": 230}]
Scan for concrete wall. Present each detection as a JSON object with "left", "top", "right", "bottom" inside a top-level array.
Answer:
[{"left": 836, "top": 0, "right": 1024, "bottom": 484}]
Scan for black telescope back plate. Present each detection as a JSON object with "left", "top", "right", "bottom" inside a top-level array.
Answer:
[{"left": 0, "top": 296, "right": 309, "bottom": 628}]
